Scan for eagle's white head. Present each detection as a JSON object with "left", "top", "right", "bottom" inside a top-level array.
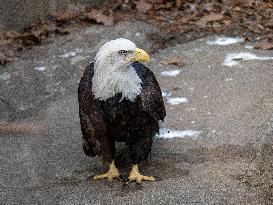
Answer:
[{"left": 92, "top": 38, "right": 151, "bottom": 102}]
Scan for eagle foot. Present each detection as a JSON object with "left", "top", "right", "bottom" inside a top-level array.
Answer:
[
  {"left": 128, "top": 164, "right": 155, "bottom": 183},
  {"left": 93, "top": 161, "right": 120, "bottom": 181}
]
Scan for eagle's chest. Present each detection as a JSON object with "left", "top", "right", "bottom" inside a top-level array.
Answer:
[
  {"left": 98, "top": 93, "right": 141, "bottom": 123},
  {"left": 92, "top": 66, "right": 142, "bottom": 101},
  {"left": 100, "top": 94, "right": 144, "bottom": 141}
]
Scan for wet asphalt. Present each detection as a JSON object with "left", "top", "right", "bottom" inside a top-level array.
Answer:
[{"left": 1, "top": 21, "right": 273, "bottom": 204}]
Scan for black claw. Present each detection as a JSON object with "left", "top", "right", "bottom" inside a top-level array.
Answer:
[
  {"left": 153, "top": 175, "right": 160, "bottom": 181},
  {"left": 118, "top": 175, "right": 125, "bottom": 182}
]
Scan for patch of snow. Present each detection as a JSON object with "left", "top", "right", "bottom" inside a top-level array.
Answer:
[
  {"left": 18, "top": 105, "right": 27, "bottom": 111},
  {"left": 135, "top": 32, "right": 141, "bottom": 37},
  {"left": 189, "top": 4, "right": 197, "bottom": 12},
  {"left": 61, "top": 48, "right": 83, "bottom": 58},
  {"left": 245, "top": 45, "right": 254, "bottom": 49},
  {"left": 186, "top": 107, "right": 196, "bottom": 112},
  {"left": 162, "top": 91, "right": 188, "bottom": 106},
  {"left": 225, "top": 78, "right": 233, "bottom": 81},
  {"left": 61, "top": 52, "right": 76, "bottom": 58},
  {"left": 194, "top": 48, "right": 203, "bottom": 52},
  {"left": 162, "top": 91, "right": 172, "bottom": 97},
  {"left": 75, "top": 48, "right": 83, "bottom": 53},
  {"left": 207, "top": 37, "right": 244, "bottom": 46},
  {"left": 160, "top": 70, "right": 181, "bottom": 77},
  {"left": 35, "top": 66, "right": 47, "bottom": 71},
  {"left": 167, "top": 97, "right": 188, "bottom": 105},
  {"left": 0, "top": 72, "right": 10, "bottom": 81},
  {"left": 156, "top": 127, "right": 201, "bottom": 139},
  {"left": 71, "top": 56, "right": 86, "bottom": 65},
  {"left": 223, "top": 52, "right": 273, "bottom": 67}
]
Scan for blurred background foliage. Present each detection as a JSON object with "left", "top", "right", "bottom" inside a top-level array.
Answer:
[{"left": 0, "top": 0, "right": 273, "bottom": 65}]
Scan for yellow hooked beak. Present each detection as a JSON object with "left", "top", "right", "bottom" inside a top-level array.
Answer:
[{"left": 128, "top": 48, "right": 151, "bottom": 63}]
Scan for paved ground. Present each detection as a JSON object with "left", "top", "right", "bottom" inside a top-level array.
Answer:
[{"left": 1, "top": 21, "right": 273, "bottom": 205}]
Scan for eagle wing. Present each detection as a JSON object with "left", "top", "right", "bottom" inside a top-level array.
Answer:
[
  {"left": 78, "top": 62, "right": 103, "bottom": 156},
  {"left": 132, "top": 62, "right": 166, "bottom": 122}
]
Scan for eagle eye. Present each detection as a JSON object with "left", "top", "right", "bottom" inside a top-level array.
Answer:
[
  {"left": 118, "top": 50, "right": 127, "bottom": 55},
  {"left": 118, "top": 50, "right": 133, "bottom": 56}
]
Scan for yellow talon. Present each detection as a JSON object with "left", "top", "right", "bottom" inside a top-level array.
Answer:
[
  {"left": 93, "top": 160, "right": 120, "bottom": 181},
  {"left": 128, "top": 164, "right": 155, "bottom": 183}
]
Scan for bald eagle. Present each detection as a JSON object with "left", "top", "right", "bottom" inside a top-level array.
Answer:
[{"left": 78, "top": 38, "right": 165, "bottom": 183}]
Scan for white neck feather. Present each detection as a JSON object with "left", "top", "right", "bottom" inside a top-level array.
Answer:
[{"left": 92, "top": 58, "right": 142, "bottom": 102}]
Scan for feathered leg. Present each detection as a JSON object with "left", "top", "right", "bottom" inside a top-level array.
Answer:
[
  {"left": 94, "top": 136, "right": 120, "bottom": 181},
  {"left": 128, "top": 134, "right": 155, "bottom": 183}
]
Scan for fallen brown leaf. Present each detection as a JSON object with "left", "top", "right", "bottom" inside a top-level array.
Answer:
[
  {"left": 0, "top": 52, "right": 11, "bottom": 65},
  {"left": 155, "top": 15, "right": 166, "bottom": 21},
  {"left": 254, "top": 39, "right": 273, "bottom": 50},
  {"left": 55, "top": 28, "right": 70, "bottom": 35},
  {"left": 265, "top": 20, "right": 273, "bottom": 28},
  {"left": 160, "top": 56, "right": 184, "bottom": 66},
  {"left": 21, "top": 30, "right": 44, "bottom": 46},
  {"left": 52, "top": 10, "right": 80, "bottom": 22},
  {"left": 233, "top": 6, "right": 241, "bottom": 11},
  {"left": 196, "top": 14, "right": 227, "bottom": 27},
  {"left": 175, "top": 0, "right": 182, "bottom": 8},
  {"left": 2, "top": 31, "right": 20, "bottom": 40},
  {"left": 146, "top": 0, "right": 166, "bottom": 3},
  {"left": 223, "top": 19, "right": 232, "bottom": 26},
  {"left": 85, "top": 9, "right": 114, "bottom": 26},
  {"left": 248, "top": 23, "right": 264, "bottom": 33},
  {"left": 0, "top": 122, "right": 48, "bottom": 136},
  {"left": 135, "top": 1, "right": 153, "bottom": 13}
]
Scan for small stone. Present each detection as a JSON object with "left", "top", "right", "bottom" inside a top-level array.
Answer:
[
  {"left": 0, "top": 72, "right": 11, "bottom": 81},
  {"left": 19, "top": 105, "right": 27, "bottom": 111},
  {"left": 120, "top": 3, "right": 131, "bottom": 11}
]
